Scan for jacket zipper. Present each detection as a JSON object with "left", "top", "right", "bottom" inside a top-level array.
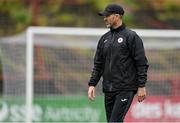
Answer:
[
  {"left": 109, "top": 32, "right": 115, "bottom": 74},
  {"left": 109, "top": 32, "right": 115, "bottom": 91}
]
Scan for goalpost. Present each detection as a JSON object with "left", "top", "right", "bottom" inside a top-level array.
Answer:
[
  {"left": 0, "top": 27, "right": 179, "bottom": 122},
  {"left": 26, "top": 27, "right": 108, "bottom": 123}
]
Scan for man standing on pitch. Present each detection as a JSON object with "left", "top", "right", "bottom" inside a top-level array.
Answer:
[{"left": 88, "top": 4, "right": 149, "bottom": 122}]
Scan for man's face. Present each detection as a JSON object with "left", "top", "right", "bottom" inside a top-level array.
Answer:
[{"left": 104, "top": 14, "right": 119, "bottom": 28}]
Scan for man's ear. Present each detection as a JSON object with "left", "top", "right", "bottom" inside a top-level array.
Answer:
[{"left": 120, "top": 15, "right": 123, "bottom": 19}]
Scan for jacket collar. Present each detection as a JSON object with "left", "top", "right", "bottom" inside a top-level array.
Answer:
[{"left": 110, "top": 23, "right": 125, "bottom": 32}]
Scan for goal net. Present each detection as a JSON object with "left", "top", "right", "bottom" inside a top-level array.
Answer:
[{"left": 0, "top": 27, "right": 180, "bottom": 122}]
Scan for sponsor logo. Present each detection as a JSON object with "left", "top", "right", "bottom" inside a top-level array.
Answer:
[
  {"left": 121, "top": 99, "right": 127, "bottom": 102},
  {"left": 131, "top": 99, "right": 180, "bottom": 119},
  {"left": 104, "top": 39, "right": 108, "bottom": 43},
  {"left": 0, "top": 101, "right": 101, "bottom": 121}
]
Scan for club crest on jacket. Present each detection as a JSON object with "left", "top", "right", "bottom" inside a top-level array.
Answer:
[{"left": 118, "top": 37, "right": 123, "bottom": 43}]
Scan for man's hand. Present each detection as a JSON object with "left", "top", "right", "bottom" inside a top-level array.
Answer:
[
  {"left": 88, "top": 86, "right": 96, "bottom": 101},
  {"left": 137, "top": 87, "right": 146, "bottom": 102}
]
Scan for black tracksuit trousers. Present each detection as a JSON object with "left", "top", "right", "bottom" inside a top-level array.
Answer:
[{"left": 104, "top": 91, "right": 135, "bottom": 123}]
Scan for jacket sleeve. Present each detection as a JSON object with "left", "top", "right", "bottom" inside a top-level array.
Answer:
[
  {"left": 88, "top": 37, "right": 104, "bottom": 87},
  {"left": 131, "top": 33, "right": 149, "bottom": 87}
]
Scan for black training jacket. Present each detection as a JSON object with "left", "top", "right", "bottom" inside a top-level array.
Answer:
[{"left": 88, "top": 24, "right": 149, "bottom": 92}]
